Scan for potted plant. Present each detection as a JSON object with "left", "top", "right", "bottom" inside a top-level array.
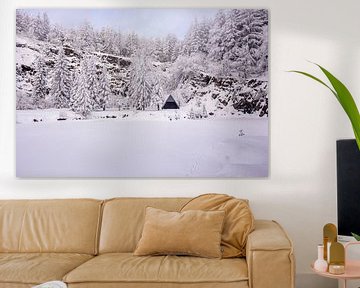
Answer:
[{"left": 290, "top": 63, "right": 360, "bottom": 240}]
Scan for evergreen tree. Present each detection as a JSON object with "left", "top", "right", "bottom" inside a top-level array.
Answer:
[
  {"left": 48, "top": 24, "right": 65, "bottom": 45},
  {"left": 257, "top": 25, "right": 268, "bottom": 75},
  {"left": 114, "top": 30, "right": 124, "bottom": 56},
  {"left": 202, "top": 104, "right": 208, "bottom": 118},
  {"left": 50, "top": 46, "right": 71, "bottom": 108},
  {"left": 123, "top": 32, "right": 139, "bottom": 57},
  {"left": 31, "top": 13, "right": 50, "bottom": 41},
  {"left": 32, "top": 54, "right": 47, "bottom": 108},
  {"left": 240, "top": 9, "right": 268, "bottom": 70},
  {"left": 70, "top": 61, "right": 92, "bottom": 117},
  {"left": 98, "top": 66, "right": 111, "bottom": 111},
  {"left": 208, "top": 10, "right": 227, "bottom": 61},
  {"left": 16, "top": 10, "right": 30, "bottom": 34},
  {"left": 189, "top": 107, "right": 195, "bottom": 119},
  {"left": 164, "top": 34, "right": 179, "bottom": 62},
  {"left": 128, "top": 50, "right": 153, "bottom": 110},
  {"left": 42, "top": 13, "right": 50, "bottom": 41},
  {"left": 152, "top": 38, "right": 165, "bottom": 62},
  {"left": 32, "top": 14, "right": 43, "bottom": 40},
  {"left": 96, "top": 26, "right": 116, "bottom": 54},
  {"left": 195, "top": 19, "right": 210, "bottom": 54},
  {"left": 222, "top": 9, "right": 244, "bottom": 62},
  {"left": 182, "top": 20, "right": 199, "bottom": 55},
  {"left": 85, "top": 54, "right": 100, "bottom": 110},
  {"left": 182, "top": 19, "right": 210, "bottom": 56},
  {"left": 69, "top": 71, "right": 78, "bottom": 111},
  {"left": 76, "top": 20, "right": 95, "bottom": 52},
  {"left": 150, "top": 77, "right": 164, "bottom": 110}
]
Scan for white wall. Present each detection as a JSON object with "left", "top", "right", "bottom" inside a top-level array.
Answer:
[{"left": 1, "top": 0, "right": 359, "bottom": 287}]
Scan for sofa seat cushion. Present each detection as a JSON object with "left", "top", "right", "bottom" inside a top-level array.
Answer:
[
  {"left": 0, "top": 253, "right": 93, "bottom": 285},
  {"left": 64, "top": 253, "right": 248, "bottom": 285}
]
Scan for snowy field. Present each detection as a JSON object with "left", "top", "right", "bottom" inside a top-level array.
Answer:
[{"left": 16, "top": 112, "right": 268, "bottom": 177}]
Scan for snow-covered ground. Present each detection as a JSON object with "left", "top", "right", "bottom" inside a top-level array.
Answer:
[
  {"left": 16, "top": 107, "right": 263, "bottom": 124},
  {"left": 16, "top": 112, "right": 268, "bottom": 177}
]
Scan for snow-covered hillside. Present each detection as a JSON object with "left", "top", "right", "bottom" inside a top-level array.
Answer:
[{"left": 16, "top": 9, "right": 269, "bottom": 119}]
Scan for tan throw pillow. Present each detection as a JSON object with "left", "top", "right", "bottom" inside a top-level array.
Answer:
[
  {"left": 181, "top": 193, "right": 254, "bottom": 258},
  {"left": 134, "top": 207, "right": 225, "bottom": 258}
]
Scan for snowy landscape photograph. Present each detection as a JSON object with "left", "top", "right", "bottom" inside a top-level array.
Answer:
[{"left": 16, "top": 8, "right": 269, "bottom": 177}]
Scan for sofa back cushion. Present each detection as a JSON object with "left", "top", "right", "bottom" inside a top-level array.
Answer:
[
  {"left": 99, "top": 198, "right": 189, "bottom": 253},
  {"left": 0, "top": 199, "right": 102, "bottom": 254}
]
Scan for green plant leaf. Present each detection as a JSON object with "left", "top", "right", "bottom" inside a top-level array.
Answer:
[
  {"left": 316, "top": 64, "right": 360, "bottom": 150},
  {"left": 289, "top": 64, "right": 360, "bottom": 150},
  {"left": 351, "top": 232, "right": 360, "bottom": 241},
  {"left": 288, "top": 70, "right": 337, "bottom": 98}
]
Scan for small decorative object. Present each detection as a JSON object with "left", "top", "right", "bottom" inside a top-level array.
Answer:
[
  {"left": 328, "top": 242, "right": 345, "bottom": 275},
  {"left": 314, "top": 244, "right": 328, "bottom": 272},
  {"left": 328, "top": 264, "right": 345, "bottom": 275},
  {"left": 323, "top": 223, "right": 337, "bottom": 262},
  {"left": 289, "top": 63, "right": 360, "bottom": 150}
]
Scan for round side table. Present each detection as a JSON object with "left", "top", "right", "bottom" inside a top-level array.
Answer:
[
  {"left": 312, "top": 261, "right": 360, "bottom": 288},
  {"left": 311, "top": 242, "right": 360, "bottom": 288}
]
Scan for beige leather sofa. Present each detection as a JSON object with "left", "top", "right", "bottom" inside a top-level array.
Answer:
[{"left": 0, "top": 198, "right": 295, "bottom": 288}]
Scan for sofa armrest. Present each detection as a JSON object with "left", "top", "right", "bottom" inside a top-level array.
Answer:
[{"left": 246, "top": 220, "right": 295, "bottom": 288}]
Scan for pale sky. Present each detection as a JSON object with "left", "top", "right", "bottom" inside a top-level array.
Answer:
[{"left": 23, "top": 8, "right": 220, "bottom": 39}]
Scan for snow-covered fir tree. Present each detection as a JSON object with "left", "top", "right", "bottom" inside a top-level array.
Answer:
[
  {"left": 16, "top": 10, "right": 30, "bottom": 34},
  {"left": 240, "top": 9, "right": 268, "bottom": 74},
  {"left": 76, "top": 20, "right": 95, "bottom": 52},
  {"left": 32, "top": 13, "right": 50, "bottom": 41},
  {"left": 113, "top": 30, "right": 124, "bottom": 56},
  {"left": 208, "top": 10, "right": 227, "bottom": 62},
  {"left": 69, "top": 71, "right": 78, "bottom": 111},
  {"left": 163, "top": 34, "right": 179, "bottom": 62},
  {"left": 98, "top": 66, "right": 111, "bottom": 111},
  {"left": 70, "top": 61, "right": 92, "bottom": 117},
  {"left": 50, "top": 46, "right": 71, "bottom": 108},
  {"left": 150, "top": 77, "right": 164, "bottom": 110},
  {"left": 128, "top": 49, "right": 154, "bottom": 110},
  {"left": 48, "top": 24, "right": 65, "bottom": 45},
  {"left": 96, "top": 27, "right": 116, "bottom": 54},
  {"left": 32, "top": 54, "right": 47, "bottom": 108},
  {"left": 85, "top": 54, "right": 100, "bottom": 110},
  {"left": 202, "top": 104, "right": 208, "bottom": 118},
  {"left": 182, "top": 19, "right": 210, "bottom": 56},
  {"left": 189, "top": 107, "right": 195, "bottom": 119},
  {"left": 222, "top": 10, "right": 243, "bottom": 62},
  {"left": 182, "top": 20, "right": 196, "bottom": 56},
  {"left": 42, "top": 13, "right": 51, "bottom": 41},
  {"left": 123, "top": 32, "right": 139, "bottom": 57},
  {"left": 152, "top": 38, "right": 165, "bottom": 62}
]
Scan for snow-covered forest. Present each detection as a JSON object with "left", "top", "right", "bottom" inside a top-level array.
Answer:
[{"left": 16, "top": 9, "right": 268, "bottom": 119}]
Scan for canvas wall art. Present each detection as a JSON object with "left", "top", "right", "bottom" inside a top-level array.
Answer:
[{"left": 16, "top": 8, "right": 269, "bottom": 177}]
